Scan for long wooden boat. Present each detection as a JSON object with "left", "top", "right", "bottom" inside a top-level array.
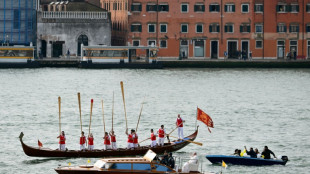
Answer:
[
  {"left": 206, "top": 155, "right": 288, "bottom": 166},
  {"left": 19, "top": 128, "right": 198, "bottom": 158}
]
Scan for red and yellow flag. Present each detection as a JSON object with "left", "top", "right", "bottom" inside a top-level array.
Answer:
[
  {"left": 38, "top": 140, "right": 43, "bottom": 148},
  {"left": 197, "top": 107, "right": 214, "bottom": 133}
]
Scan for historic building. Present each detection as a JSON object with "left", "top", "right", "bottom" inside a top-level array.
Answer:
[
  {"left": 127, "top": 0, "right": 310, "bottom": 59},
  {"left": 37, "top": 1, "right": 111, "bottom": 58},
  {"left": 0, "top": 0, "right": 37, "bottom": 46},
  {"left": 100, "top": 0, "right": 128, "bottom": 46}
]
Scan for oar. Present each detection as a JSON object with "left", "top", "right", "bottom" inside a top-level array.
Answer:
[
  {"left": 102, "top": 100, "right": 105, "bottom": 132},
  {"left": 167, "top": 121, "right": 184, "bottom": 136},
  {"left": 78, "top": 93, "right": 82, "bottom": 134},
  {"left": 120, "top": 81, "right": 128, "bottom": 130},
  {"left": 88, "top": 99, "right": 94, "bottom": 135},
  {"left": 169, "top": 135, "right": 202, "bottom": 146},
  {"left": 139, "top": 137, "right": 151, "bottom": 144},
  {"left": 58, "top": 96, "right": 61, "bottom": 135},
  {"left": 136, "top": 96, "right": 146, "bottom": 132},
  {"left": 112, "top": 92, "right": 114, "bottom": 131}
]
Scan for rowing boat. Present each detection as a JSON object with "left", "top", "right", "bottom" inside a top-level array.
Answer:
[{"left": 19, "top": 127, "right": 198, "bottom": 158}]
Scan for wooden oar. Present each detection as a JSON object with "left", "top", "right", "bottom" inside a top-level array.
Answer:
[
  {"left": 58, "top": 96, "right": 61, "bottom": 135},
  {"left": 167, "top": 121, "right": 184, "bottom": 136},
  {"left": 78, "top": 93, "right": 82, "bottom": 134},
  {"left": 139, "top": 137, "right": 151, "bottom": 144},
  {"left": 169, "top": 135, "right": 202, "bottom": 146},
  {"left": 102, "top": 100, "right": 105, "bottom": 132},
  {"left": 112, "top": 92, "right": 114, "bottom": 131},
  {"left": 120, "top": 81, "right": 128, "bottom": 130},
  {"left": 88, "top": 99, "right": 94, "bottom": 135},
  {"left": 136, "top": 96, "right": 146, "bottom": 132}
]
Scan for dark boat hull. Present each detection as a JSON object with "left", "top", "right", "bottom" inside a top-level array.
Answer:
[
  {"left": 20, "top": 129, "right": 198, "bottom": 158},
  {"left": 206, "top": 155, "right": 287, "bottom": 166}
]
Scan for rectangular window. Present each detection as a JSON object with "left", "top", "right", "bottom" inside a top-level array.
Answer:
[
  {"left": 131, "top": 24, "right": 142, "bottom": 32},
  {"left": 277, "top": 24, "right": 287, "bottom": 33},
  {"left": 225, "top": 4, "right": 235, "bottom": 12},
  {"left": 196, "top": 24, "right": 203, "bottom": 33},
  {"left": 276, "top": 5, "right": 288, "bottom": 13},
  {"left": 181, "top": 4, "right": 188, "bottom": 13},
  {"left": 158, "top": 4, "right": 169, "bottom": 12},
  {"left": 14, "top": 9, "right": 20, "bottom": 29},
  {"left": 146, "top": 4, "right": 157, "bottom": 12},
  {"left": 256, "top": 40, "right": 263, "bottom": 49},
  {"left": 148, "top": 40, "right": 156, "bottom": 47},
  {"left": 209, "top": 24, "right": 220, "bottom": 33},
  {"left": 194, "top": 4, "right": 205, "bottom": 12},
  {"left": 289, "top": 25, "right": 299, "bottom": 33},
  {"left": 241, "top": 4, "right": 249, "bottom": 13},
  {"left": 133, "top": 40, "right": 140, "bottom": 46},
  {"left": 306, "top": 24, "right": 310, "bottom": 32},
  {"left": 255, "top": 24, "right": 263, "bottom": 33},
  {"left": 255, "top": 4, "right": 264, "bottom": 12},
  {"left": 225, "top": 24, "right": 234, "bottom": 33},
  {"left": 291, "top": 4, "right": 299, "bottom": 13},
  {"left": 131, "top": 3, "right": 142, "bottom": 12},
  {"left": 290, "top": 40, "right": 297, "bottom": 46},
  {"left": 181, "top": 24, "right": 188, "bottom": 33},
  {"left": 240, "top": 24, "right": 250, "bottom": 33},
  {"left": 307, "top": 4, "right": 310, "bottom": 12},
  {"left": 160, "top": 24, "right": 167, "bottom": 33},
  {"left": 160, "top": 40, "right": 167, "bottom": 48},
  {"left": 148, "top": 24, "right": 156, "bottom": 33},
  {"left": 209, "top": 4, "right": 220, "bottom": 12}
]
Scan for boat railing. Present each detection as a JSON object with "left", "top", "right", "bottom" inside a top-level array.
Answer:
[{"left": 175, "top": 156, "right": 204, "bottom": 173}]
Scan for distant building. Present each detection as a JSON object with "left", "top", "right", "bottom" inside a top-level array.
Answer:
[
  {"left": 37, "top": 1, "right": 111, "bottom": 58},
  {"left": 0, "top": 0, "right": 36, "bottom": 46},
  {"left": 127, "top": 0, "right": 310, "bottom": 59}
]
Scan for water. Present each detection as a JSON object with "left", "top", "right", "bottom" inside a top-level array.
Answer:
[{"left": 0, "top": 68, "right": 310, "bottom": 174}]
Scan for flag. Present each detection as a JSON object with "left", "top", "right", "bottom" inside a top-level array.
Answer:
[
  {"left": 197, "top": 107, "right": 214, "bottom": 133},
  {"left": 38, "top": 140, "right": 43, "bottom": 148},
  {"left": 222, "top": 160, "right": 228, "bottom": 169}
]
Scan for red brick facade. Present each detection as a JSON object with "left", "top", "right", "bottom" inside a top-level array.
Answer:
[{"left": 126, "top": 0, "right": 310, "bottom": 59}]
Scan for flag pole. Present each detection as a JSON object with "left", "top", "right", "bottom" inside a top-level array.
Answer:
[{"left": 195, "top": 106, "right": 198, "bottom": 131}]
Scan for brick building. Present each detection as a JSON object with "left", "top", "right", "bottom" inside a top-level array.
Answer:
[{"left": 127, "top": 0, "right": 310, "bottom": 59}]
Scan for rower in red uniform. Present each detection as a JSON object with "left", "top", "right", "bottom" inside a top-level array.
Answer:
[
  {"left": 109, "top": 131, "right": 117, "bottom": 150},
  {"left": 88, "top": 133, "right": 94, "bottom": 151},
  {"left": 150, "top": 129, "right": 157, "bottom": 147},
  {"left": 79, "top": 131, "right": 86, "bottom": 151},
  {"left": 57, "top": 131, "right": 66, "bottom": 151},
  {"left": 133, "top": 130, "right": 138, "bottom": 148},
  {"left": 103, "top": 132, "right": 111, "bottom": 150},
  {"left": 157, "top": 125, "right": 166, "bottom": 146},
  {"left": 176, "top": 114, "right": 185, "bottom": 139},
  {"left": 125, "top": 129, "right": 134, "bottom": 149}
]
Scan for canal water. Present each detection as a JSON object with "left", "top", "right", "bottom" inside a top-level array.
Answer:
[{"left": 0, "top": 68, "right": 309, "bottom": 174}]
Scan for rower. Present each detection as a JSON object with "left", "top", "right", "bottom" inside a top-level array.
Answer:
[
  {"left": 109, "top": 131, "right": 117, "bottom": 150},
  {"left": 80, "top": 131, "right": 86, "bottom": 151},
  {"left": 133, "top": 130, "right": 138, "bottom": 148},
  {"left": 150, "top": 129, "right": 157, "bottom": 147},
  {"left": 88, "top": 133, "right": 94, "bottom": 151},
  {"left": 103, "top": 132, "right": 111, "bottom": 150},
  {"left": 157, "top": 125, "right": 166, "bottom": 146},
  {"left": 125, "top": 129, "right": 134, "bottom": 149},
  {"left": 57, "top": 131, "right": 66, "bottom": 151},
  {"left": 176, "top": 114, "right": 185, "bottom": 140}
]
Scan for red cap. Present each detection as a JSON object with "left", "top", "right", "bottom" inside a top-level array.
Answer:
[{"left": 91, "top": 99, "right": 93, "bottom": 103}]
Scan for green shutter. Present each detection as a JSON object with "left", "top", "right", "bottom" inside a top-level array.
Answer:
[
  {"left": 224, "top": 26, "right": 227, "bottom": 32},
  {"left": 167, "top": 5, "right": 169, "bottom": 12},
  {"left": 194, "top": 5, "right": 197, "bottom": 12},
  {"left": 289, "top": 26, "right": 292, "bottom": 32},
  {"left": 277, "top": 26, "right": 279, "bottom": 32},
  {"left": 131, "top": 25, "right": 134, "bottom": 32},
  {"left": 247, "top": 26, "right": 251, "bottom": 32},
  {"left": 286, "top": 5, "right": 291, "bottom": 12},
  {"left": 217, "top": 5, "right": 220, "bottom": 12},
  {"left": 146, "top": 5, "right": 149, "bottom": 11},
  {"left": 232, "top": 5, "right": 235, "bottom": 12},
  {"left": 262, "top": 5, "right": 264, "bottom": 12},
  {"left": 217, "top": 25, "right": 220, "bottom": 32},
  {"left": 296, "top": 5, "right": 299, "bottom": 12},
  {"left": 209, "top": 25, "right": 212, "bottom": 32},
  {"left": 284, "top": 26, "right": 287, "bottom": 32},
  {"left": 307, "top": 5, "right": 309, "bottom": 12},
  {"left": 297, "top": 26, "right": 299, "bottom": 32},
  {"left": 276, "top": 5, "right": 280, "bottom": 12},
  {"left": 209, "top": 5, "right": 212, "bottom": 12},
  {"left": 139, "top": 25, "right": 142, "bottom": 32},
  {"left": 131, "top": 5, "right": 134, "bottom": 11},
  {"left": 240, "top": 26, "right": 243, "bottom": 32},
  {"left": 224, "top": 5, "right": 227, "bottom": 12},
  {"left": 202, "top": 5, "right": 205, "bottom": 12}
]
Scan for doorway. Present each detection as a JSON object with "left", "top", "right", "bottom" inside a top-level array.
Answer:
[
  {"left": 211, "top": 40, "right": 218, "bottom": 59},
  {"left": 194, "top": 40, "right": 204, "bottom": 57},
  {"left": 41, "top": 40, "right": 47, "bottom": 58},
  {"left": 228, "top": 41, "right": 238, "bottom": 59},
  {"left": 179, "top": 40, "right": 188, "bottom": 59},
  {"left": 241, "top": 40, "right": 249, "bottom": 59},
  {"left": 277, "top": 40, "right": 285, "bottom": 59},
  {"left": 77, "top": 34, "right": 89, "bottom": 56},
  {"left": 52, "top": 41, "right": 63, "bottom": 58}
]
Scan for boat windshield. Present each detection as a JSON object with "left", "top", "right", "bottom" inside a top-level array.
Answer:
[{"left": 110, "top": 163, "right": 131, "bottom": 170}]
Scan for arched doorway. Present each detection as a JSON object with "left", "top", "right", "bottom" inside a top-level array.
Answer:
[{"left": 77, "top": 34, "right": 88, "bottom": 56}]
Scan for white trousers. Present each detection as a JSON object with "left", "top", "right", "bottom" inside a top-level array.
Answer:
[
  {"left": 133, "top": 143, "right": 139, "bottom": 148},
  {"left": 151, "top": 140, "right": 157, "bottom": 147},
  {"left": 127, "top": 143, "right": 133, "bottom": 149},
  {"left": 178, "top": 127, "right": 184, "bottom": 139},
  {"left": 88, "top": 145, "right": 94, "bottom": 150},
  {"left": 104, "top": 144, "right": 111, "bottom": 150},
  {"left": 80, "top": 143, "right": 86, "bottom": 150},
  {"left": 59, "top": 144, "right": 66, "bottom": 151},
  {"left": 158, "top": 137, "right": 165, "bottom": 146},
  {"left": 111, "top": 142, "right": 117, "bottom": 150}
]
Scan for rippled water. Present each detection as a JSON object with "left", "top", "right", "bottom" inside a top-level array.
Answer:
[{"left": 0, "top": 68, "right": 310, "bottom": 174}]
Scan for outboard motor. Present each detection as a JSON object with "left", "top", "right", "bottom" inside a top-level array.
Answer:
[{"left": 281, "top": 156, "right": 288, "bottom": 162}]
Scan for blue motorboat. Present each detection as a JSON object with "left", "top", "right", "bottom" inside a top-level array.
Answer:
[{"left": 206, "top": 155, "right": 288, "bottom": 166}]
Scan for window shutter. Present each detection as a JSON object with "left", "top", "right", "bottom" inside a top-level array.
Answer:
[
  {"left": 284, "top": 26, "right": 287, "bottom": 32},
  {"left": 139, "top": 5, "right": 142, "bottom": 11},
  {"left": 217, "top": 5, "right": 220, "bottom": 12},
  {"left": 146, "top": 5, "right": 150, "bottom": 11},
  {"left": 230, "top": 26, "right": 233, "bottom": 32},
  {"left": 209, "top": 25, "right": 212, "bottom": 32},
  {"left": 139, "top": 25, "right": 142, "bottom": 32},
  {"left": 194, "top": 5, "right": 197, "bottom": 12},
  {"left": 224, "top": 5, "right": 227, "bottom": 12},
  {"left": 277, "top": 26, "right": 279, "bottom": 32},
  {"left": 307, "top": 5, "right": 309, "bottom": 12},
  {"left": 289, "top": 26, "right": 292, "bottom": 32},
  {"left": 131, "top": 5, "right": 134, "bottom": 11},
  {"left": 232, "top": 5, "right": 235, "bottom": 12},
  {"left": 296, "top": 5, "right": 299, "bottom": 12},
  {"left": 131, "top": 25, "right": 134, "bottom": 32},
  {"left": 240, "top": 25, "right": 243, "bottom": 32},
  {"left": 276, "top": 5, "right": 280, "bottom": 12},
  {"left": 247, "top": 26, "right": 251, "bottom": 32},
  {"left": 217, "top": 25, "right": 220, "bottom": 32},
  {"left": 297, "top": 26, "right": 299, "bottom": 32},
  {"left": 286, "top": 5, "right": 291, "bottom": 12},
  {"left": 209, "top": 5, "right": 212, "bottom": 12},
  {"left": 202, "top": 5, "right": 205, "bottom": 12},
  {"left": 167, "top": 5, "right": 169, "bottom": 12},
  {"left": 254, "top": 5, "right": 257, "bottom": 12},
  {"left": 225, "top": 26, "right": 227, "bottom": 32},
  {"left": 307, "top": 26, "right": 310, "bottom": 32},
  {"left": 262, "top": 5, "right": 264, "bottom": 12}
]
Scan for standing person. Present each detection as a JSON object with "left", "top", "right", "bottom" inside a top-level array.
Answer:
[
  {"left": 244, "top": 146, "right": 257, "bottom": 158},
  {"left": 103, "top": 132, "right": 111, "bottom": 150},
  {"left": 57, "top": 131, "right": 66, "bottom": 151},
  {"left": 88, "top": 133, "right": 94, "bottom": 151},
  {"left": 261, "top": 146, "right": 276, "bottom": 159},
  {"left": 109, "top": 131, "right": 117, "bottom": 150},
  {"left": 150, "top": 129, "right": 157, "bottom": 147},
  {"left": 167, "top": 152, "right": 175, "bottom": 169},
  {"left": 133, "top": 130, "right": 139, "bottom": 148},
  {"left": 157, "top": 125, "right": 166, "bottom": 146},
  {"left": 293, "top": 50, "right": 297, "bottom": 60},
  {"left": 224, "top": 51, "right": 228, "bottom": 60},
  {"left": 79, "top": 131, "right": 86, "bottom": 151},
  {"left": 125, "top": 129, "right": 134, "bottom": 149},
  {"left": 67, "top": 49, "right": 70, "bottom": 59},
  {"left": 176, "top": 114, "right": 185, "bottom": 140},
  {"left": 249, "top": 50, "right": 252, "bottom": 60}
]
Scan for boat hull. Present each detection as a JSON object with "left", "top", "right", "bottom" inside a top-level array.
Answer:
[
  {"left": 206, "top": 155, "right": 287, "bottom": 166},
  {"left": 19, "top": 128, "right": 198, "bottom": 158}
]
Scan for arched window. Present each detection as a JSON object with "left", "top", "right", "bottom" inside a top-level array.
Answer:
[{"left": 77, "top": 34, "right": 88, "bottom": 56}]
